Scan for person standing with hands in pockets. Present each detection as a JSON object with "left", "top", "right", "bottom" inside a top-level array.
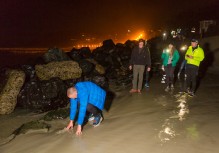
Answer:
[{"left": 129, "top": 39, "right": 151, "bottom": 94}]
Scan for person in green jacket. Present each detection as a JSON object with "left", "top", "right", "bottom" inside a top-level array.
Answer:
[
  {"left": 161, "top": 42, "right": 180, "bottom": 92},
  {"left": 184, "top": 39, "right": 205, "bottom": 97}
]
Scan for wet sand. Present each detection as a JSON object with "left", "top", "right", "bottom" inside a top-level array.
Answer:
[{"left": 0, "top": 73, "right": 219, "bottom": 153}]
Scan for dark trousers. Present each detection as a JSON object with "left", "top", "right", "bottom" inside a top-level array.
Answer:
[
  {"left": 164, "top": 64, "right": 175, "bottom": 86},
  {"left": 86, "top": 103, "right": 101, "bottom": 117},
  {"left": 185, "top": 64, "right": 199, "bottom": 92},
  {"left": 145, "top": 69, "right": 149, "bottom": 83}
]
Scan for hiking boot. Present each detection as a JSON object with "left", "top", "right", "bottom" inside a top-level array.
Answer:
[
  {"left": 177, "top": 73, "right": 180, "bottom": 78},
  {"left": 88, "top": 113, "right": 95, "bottom": 121},
  {"left": 184, "top": 88, "right": 190, "bottom": 94},
  {"left": 93, "top": 114, "right": 103, "bottom": 127},
  {"left": 129, "top": 89, "right": 137, "bottom": 93},
  {"left": 171, "top": 84, "right": 174, "bottom": 89},
  {"left": 137, "top": 89, "right": 141, "bottom": 94},
  {"left": 161, "top": 80, "right": 165, "bottom": 84},
  {"left": 165, "top": 86, "right": 170, "bottom": 92},
  {"left": 145, "top": 82, "right": 150, "bottom": 88},
  {"left": 188, "top": 91, "right": 195, "bottom": 97}
]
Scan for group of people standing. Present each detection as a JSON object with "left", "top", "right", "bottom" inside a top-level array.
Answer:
[
  {"left": 129, "top": 38, "right": 205, "bottom": 97},
  {"left": 64, "top": 38, "right": 205, "bottom": 136}
]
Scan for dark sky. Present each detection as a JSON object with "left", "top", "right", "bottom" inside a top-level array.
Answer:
[{"left": 0, "top": 0, "right": 218, "bottom": 47}]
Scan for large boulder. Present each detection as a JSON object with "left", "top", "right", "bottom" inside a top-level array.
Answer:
[
  {"left": 18, "top": 78, "right": 70, "bottom": 112},
  {"left": 0, "top": 70, "right": 25, "bottom": 114},
  {"left": 85, "top": 75, "right": 109, "bottom": 90},
  {"left": 86, "top": 59, "right": 105, "bottom": 75},
  {"left": 43, "top": 48, "right": 70, "bottom": 63},
  {"left": 35, "top": 61, "right": 82, "bottom": 80},
  {"left": 102, "top": 39, "right": 115, "bottom": 51},
  {"left": 68, "top": 48, "right": 82, "bottom": 62},
  {"left": 95, "top": 64, "right": 105, "bottom": 75},
  {"left": 78, "top": 60, "right": 95, "bottom": 75},
  {"left": 21, "top": 65, "right": 36, "bottom": 82},
  {"left": 80, "top": 47, "right": 92, "bottom": 59}
]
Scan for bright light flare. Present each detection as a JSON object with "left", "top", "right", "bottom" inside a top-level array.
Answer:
[
  {"left": 135, "top": 33, "right": 144, "bottom": 40},
  {"left": 180, "top": 45, "right": 188, "bottom": 51},
  {"left": 166, "top": 49, "right": 170, "bottom": 53}
]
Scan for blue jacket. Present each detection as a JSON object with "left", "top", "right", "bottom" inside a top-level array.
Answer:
[{"left": 70, "top": 81, "right": 106, "bottom": 125}]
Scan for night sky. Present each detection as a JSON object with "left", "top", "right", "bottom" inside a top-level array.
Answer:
[{"left": 0, "top": 0, "right": 218, "bottom": 47}]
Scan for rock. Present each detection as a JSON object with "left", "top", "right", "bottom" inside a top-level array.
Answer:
[
  {"left": 0, "top": 70, "right": 25, "bottom": 115},
  {"left": 21, "top": 65, "right": 36, "bottom": 81},
  {"left": 43, "top": 108, "right": 69, "bottom": 121},
  {"left": 125, "top": 40, "right": 138, "bottom": 49},
  {"left": 78, "top": 60, "right": 95, "bottom": 75},
  {"left": 18, "top": 78, "right": 69, "bottom": 112},
  {"left": 68, "top": 48, "right": 82, "bottom": 62},
  {"left": 80, "top": 47, "right": 92, "bottom": 59},
  {"left": 13, "top": 120, "right": 51, "bottom": 135},
  {"left": 86, "top": 59, "right": 105, "bottom": 75},
  {"left": 95, "top": 64, "right": 105, "bottom": 75},
  {"left": 35, "top": 61, "right": 82, "bottom": 80},
  {"left": 92, "top": 49, "right": 109, "bottom": 66},
  {"left": 68, "top": 47, "right": 91, "bottom": 61},
  {"left": 85, "top": 75, "right": 109, "bottom": 90},
  {"left": 43, "top": 48, "right": 70, "bottom": 63},
  {"left": 102, "top": 39, "right": 115, "bottom": 51},
  {"left": 64, "top": 78, "right": 83, "bottom": 89}
]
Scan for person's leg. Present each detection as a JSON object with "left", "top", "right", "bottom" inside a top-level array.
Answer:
[
  {"left": 87, "top": 103, "right": 101, "bottom": 117},
  {"left": 170, "top": 66, "right": 175, "bottom": 87},
  {"left": 185, "top": 65, "right": 192, "bottom": 92},
  {"left": 138, "top": 65, "right": 145, "bottom": 91},
  {"left": 87, "top": 103, "right": 103, "bottom": 127},
  {"left": 132, "top": 65, "right": 139, "bottom": 91},
  {"left": 164, "top": 65, "right": 170, "bottom": 86},
  {"left": 178, "top": 60, "right": 186, "bottom": 78},
  {"left": 145, "top": 67, "right": 150, "bottom": 87},
  {"left": 190, "top": 66, "right": 199, "bottom": 93},
  {"left": 164, "top": 65, "right": 172, "bottom": 91}
]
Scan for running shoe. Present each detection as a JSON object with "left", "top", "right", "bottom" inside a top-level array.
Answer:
[
  {"left": 88, "top": 113, "right": 95, "bottom": 121},
  {"left": 145, "top": 82, "right": 150, "bottom": 88},
  {"left": 93, "top": 114, "right": 103, "bottom": 127}
]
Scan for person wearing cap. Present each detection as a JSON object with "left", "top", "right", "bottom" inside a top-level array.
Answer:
[
  {"left": 129, "top": 39, "right": 151, "bottom": 93},
  {"left": 184, "top": 39, "right": 204, "bottom": 96},
  {"left": 161, "top": 42, "right": 180, "bottom": 92}
]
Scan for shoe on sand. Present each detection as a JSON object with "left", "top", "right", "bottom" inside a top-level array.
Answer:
[
  {"left": 129, "top": 89, "right": 137, "bottom": 93},
  {"left": 88, "top": 113, "right": 95, "bottom": 121},
  {"left": 137, "top": 89, "right": 141, "bottom": 94},
  {"left": 93, "top": 114, "right": 103, "bottom": 127}
]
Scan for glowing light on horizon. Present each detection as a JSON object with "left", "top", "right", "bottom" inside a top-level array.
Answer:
[{"left": 135, "top": 33, "right": 144, "bottom": 40}]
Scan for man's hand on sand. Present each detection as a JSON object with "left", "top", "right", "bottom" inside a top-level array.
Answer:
[
  {"left": 66, "top": 121, "right": 74, "bottom": 130},
  {"left": 76, "top": 125, "right": 82, "bottom": 136}
]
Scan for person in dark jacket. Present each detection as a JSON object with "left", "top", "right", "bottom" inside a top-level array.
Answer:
[
  {"left": 129, "top": 39, "right": 151, "bottom": 93},
  {"left": 66, "top": 81, "right": 106, "bottom": 136}
]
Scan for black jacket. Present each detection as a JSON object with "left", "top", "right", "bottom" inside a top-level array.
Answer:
[{"left": 129, "top": 46, "right": 151, "bottom": 67}]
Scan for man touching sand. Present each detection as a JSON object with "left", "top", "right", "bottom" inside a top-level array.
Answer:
[{"left": 66, "top": 81, "right": 106, "bottom": 136}]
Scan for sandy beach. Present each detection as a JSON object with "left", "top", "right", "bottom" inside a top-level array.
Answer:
[{"left": 0, "top": 73, "right": 219, "bottom": 153}]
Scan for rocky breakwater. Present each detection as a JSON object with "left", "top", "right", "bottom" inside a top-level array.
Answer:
[{"left": 0, "top": 70, "right": 25, "bottom": 114}]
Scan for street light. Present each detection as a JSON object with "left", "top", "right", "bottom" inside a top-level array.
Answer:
[{"left": 163, "top": 32, "right": 167, "bottom": 40}]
